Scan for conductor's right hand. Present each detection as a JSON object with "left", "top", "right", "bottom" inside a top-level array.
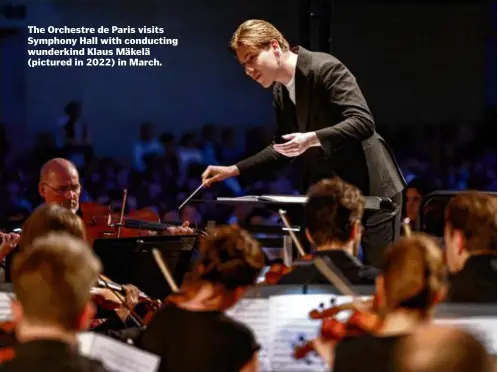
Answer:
[{"left": 202, "top": 165, "right": 239, "bottom": 187}]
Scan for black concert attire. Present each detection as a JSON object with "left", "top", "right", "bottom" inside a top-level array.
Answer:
[
  {"left": 0, "top": 339, "right": 110, "bottom": 372},
  {"left": 277, "top": 250, "right": 379, "bottom": 286},
  {"left": 137, "top": 303, "right": 260, "bottom": 372},
  {"left": 332, "top": 334, "right": 406, "bottom": 372},
  {"left": 446, "top": 254, "right": 497, "bottom": 304},
  {"left": 235, "top": 46, "right": 405, "bottom": 268}
]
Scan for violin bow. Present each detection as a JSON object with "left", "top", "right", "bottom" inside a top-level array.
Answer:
[
  {"left": 117, "top": 189, "right": 128, "bottom": 238},
  {"left": 402, "top": 217, "right": 412, "bottom": 237},
  {"left": 152, "top": 248, "right": 180, "bottom": 293},
  {"left": 312, "top": 256, "right": 357, "bottom": 297},
  {"left": 97, "top": 274, "right": 145, "bottom": 328},
  {"left": 278, "top": 209, "right": 307, "bottom": 257}
]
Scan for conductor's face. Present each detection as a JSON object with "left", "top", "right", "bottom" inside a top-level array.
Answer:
[{"left": 236, "top": 44, "right": 279, "bottom": 88}]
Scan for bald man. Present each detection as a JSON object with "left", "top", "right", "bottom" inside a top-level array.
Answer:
[
  {"left": 39, "top": 158, "right": 81, "bottom": 213},
  {"left": 394, "top": 324, "right": 492, "bottom": 372},
  {"left": 38, "top": 158, "right": 193, "bottom": 234},
  {"left": 3, "top": 158, "right": 192, "bottom": 282}
]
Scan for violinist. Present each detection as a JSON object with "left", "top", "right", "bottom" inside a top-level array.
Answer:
[
  {"left": 444, "top": 192, "right": 497, "bottom": 303},
  {"left": 13, "top": 203, "right": 141, "bottom": 333},
  {"left": 137, "top": 224, "right": 265, "bottom": 372},
  {"left": 326, "top": 234, "right": 446, "bottom": 372},
  {"left": 1, "top": 232, "right": 110, "bottom": 371},
  {"left": 278, "top": 177, "right": 379, "bottom": 285},
  {"left": 4, "top": 157, "right": 193, "bottom": 281}
]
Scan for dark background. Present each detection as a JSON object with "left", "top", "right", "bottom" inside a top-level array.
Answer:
[
  {"left": 0, "top": 0, "right": 495, "bottom": 160},
  {"left": 0, "top": 0, "right": 495, "bottom": 230}
]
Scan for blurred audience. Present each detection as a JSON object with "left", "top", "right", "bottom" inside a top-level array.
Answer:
[{"left": 0, "top": 116, "right": 495, "bottom": 233}]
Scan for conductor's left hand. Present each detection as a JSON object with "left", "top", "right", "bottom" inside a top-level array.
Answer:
[{"left": 273, "top": 132, "right": 319, "bottom": 157}]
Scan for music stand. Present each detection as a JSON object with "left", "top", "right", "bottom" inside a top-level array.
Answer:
[
  {"left": 92, "top": 235, "right": 198, "bottom": 299},
  {"left": 192, "top": 194, "right": 395, "bottom": 211}
]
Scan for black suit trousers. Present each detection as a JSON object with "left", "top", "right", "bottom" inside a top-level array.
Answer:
[{"left": 361, "top": 192, "right": 402, "bottom": 268}]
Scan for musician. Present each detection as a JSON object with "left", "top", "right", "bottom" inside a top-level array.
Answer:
[
  {"left": 4, "top": 157, "right": 193, "bottom": 281},
  {"left": 402, "top": 178, "right": 435, "bottom": 232},
  {"left": 394, "top": 324, "right": 492, "bottom": 372},
  {"left": 312, "top": 234, "right": 446, "bottom": 372},
  {"left": 1, "top": 233, "right": 110, "bottom": 371},
  {"left": 278, "top": 177, "right": 379, "bottom": 285},
  {"left": 138, "top": 225, "right": 264, "bottom": 372},
  {"left": 444, "top": 192, "right": 497, "bottom": 303},
  {"left": 201, "top": 19, "right": 405, "bottom": 268},
  {"left": 14, "top": 203, "right": 141, "bottom": 333}
]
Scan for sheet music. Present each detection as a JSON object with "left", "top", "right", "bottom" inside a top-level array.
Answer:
[
  {"left": 0, "top": 292, "right": 13, "bottom": 322},
  {"left": 259, "top": 195, "right": 307, "bottom": 204},
  {"left": 267, "top": 294, "right": 354, "bottom": 372},
  {"left": 226, "top": 299, "right": 272, "bottom": 372},
  {"left": 435, "top": 316, "right": 497, "bottom": 354},
  {"left": 77, "top": 332, "right": 160, "bottom": 372}
]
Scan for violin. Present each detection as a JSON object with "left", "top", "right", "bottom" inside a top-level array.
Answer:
[
  {"left": 89, "top": 274, "right": 162, "bottom": 331},
  {"left": 80, "top": 189, "right": 162, "bottom": 246},
  {"left": 263, "top": 255, "right": 313, "bottom": 284},
  {"left": 93, "top": 276, "right": 162, "bottom": 312},
  {"left": 81, "top": 189, "right": 203, "bottom": 246},
  {"left": 0, "top": 299, "right": 20, "bottom": 364},
  {"left": 293, "top": 296, "right": 384, "bottom": 360},
  {"left": 0, "top": 331, "right": 16, "bottom": 364}
]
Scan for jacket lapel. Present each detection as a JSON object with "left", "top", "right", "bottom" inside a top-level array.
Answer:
[{"left": 294, "top": 46, "right": 313, "bottom": 132}]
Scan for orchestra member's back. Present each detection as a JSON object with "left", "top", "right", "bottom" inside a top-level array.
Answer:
[
  {"left": 138, "top": 224, "right": 265, "bottom": 372},
  {"left": 17, "top": 203, "right": 141, "bottom": 334},
  {"left": 328, "top": 234, "right": 446, "bottom": 372},
  {"left": 278, "top": 177, "right": 379, "bottom": 285},
  {"left": 444, "top": 192, "right": 496, "bottom": 303},
  {"left": 394, "top": 324, "right": 492, "bottom": 372},
  {"left": 0, "top": 233, "right": 110, "bottom": 371}
]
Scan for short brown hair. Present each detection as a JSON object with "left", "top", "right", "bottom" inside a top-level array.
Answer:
[
  {"left": 194, "top": 224, "right": 264, "bottom": 289},
  {"left": 229, "top": 19, "right": 289, "bottom": 54},
  {"left": 382, "top": 234, "right": 445, "bottom": 312},
  {"left": 305, "top": 177, "right": 365, "bottom": 245},
  {"left": 12, "top": 233, "right": 101, "bottom": 330},
  {"left": 445, "top": 192, "right": 496, "bottom": 254},
  {"left": 19, "top": 203, "right": 86, "bottom": 250}
]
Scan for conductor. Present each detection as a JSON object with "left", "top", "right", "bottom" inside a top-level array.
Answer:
[{"left": 201, "top": 19, "right": 405, "bottom": 268}]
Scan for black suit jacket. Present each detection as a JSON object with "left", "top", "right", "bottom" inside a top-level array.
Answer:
[
  {"left": 236, "top": 46, "right": 405, "bottom": 197},
  {"left": 277, "top": 250, "right": 379, "bottom": 286},
  {"left": 446, "top": 254, "right": 497, "bottom": 304}
]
